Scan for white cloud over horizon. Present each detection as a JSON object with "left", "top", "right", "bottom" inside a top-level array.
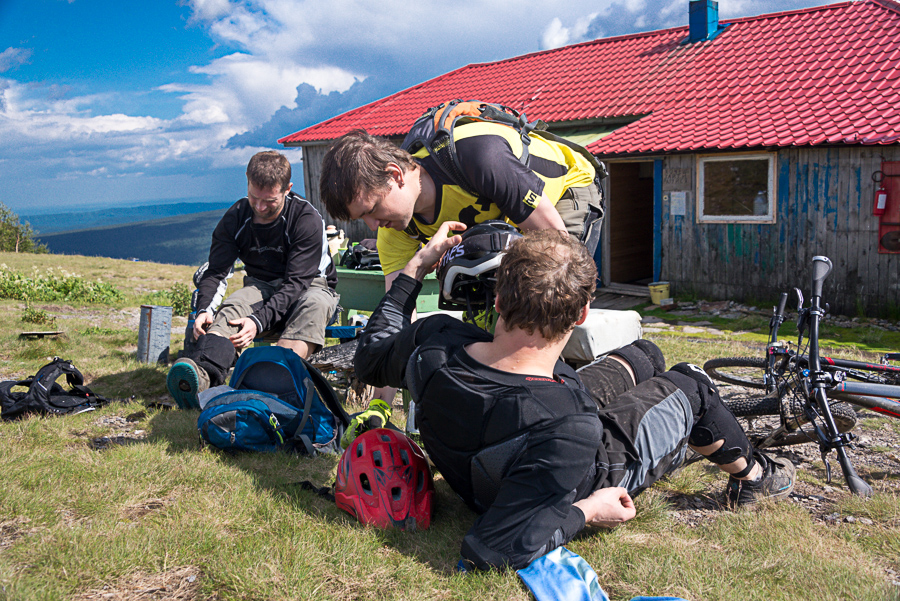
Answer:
[{"left": 0, "top": 0, "right": 838, "bottom": 214}]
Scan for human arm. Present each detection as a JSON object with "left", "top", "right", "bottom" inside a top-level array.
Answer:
[
  {"left": 455, "top": 133, "right": 564, "bottom": 230},
  {"left": 227, "top": 317, "right": 258, "bottom": 349},
  {"left": 573, "top": 487, "right": 635, "bottom": 528},
  {"left": 248, "top": 204, "right": 326, "bottom": 333},
  {"left": 354, "top": 223, "right": 466, "bottom": 388},
  {"left": 192, "top": 310, "right": 214, "bottom": 340},
  {"left": 459, "top": 414, "right": 603, "bottom": 571},
  {"left": 195, "top": 210, "right": 241, "bottom": 316},
  {"left": 517, "top": 193, "right": 567, "bottom": 232}
]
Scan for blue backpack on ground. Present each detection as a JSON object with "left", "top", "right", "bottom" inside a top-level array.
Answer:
[{"left": 197, "top": 346, "right": 351, "bottom": 455}]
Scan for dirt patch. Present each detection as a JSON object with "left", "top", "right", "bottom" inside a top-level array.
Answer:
[
  {"left": 84, "top": 415, "right": 148, "bottom": 451},
  {"left": 120, "top": 497, "right": 175, "bottom": 521},
  {"left": 71, "top": 566, "right": 213, "bottom": 601},
  {"left": 661, "top": 388, "right": 900, "bottom": 529},
  {"left": 0, "top": 517, "right": 37, "bottom": 551}
]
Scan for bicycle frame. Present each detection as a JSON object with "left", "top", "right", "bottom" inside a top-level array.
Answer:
[
  {"left": 764, "top": 293, "right": 900, "bottom": 387},
  {"left": 794, "top": 257, "right": 873, "bottom": 495},
  {"left": 829, "top": 381, "right": 900, "bottom": 418}
]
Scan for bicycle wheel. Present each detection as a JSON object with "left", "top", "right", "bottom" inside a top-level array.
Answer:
[
  {"left": 724, "top": 395, "right": 858, "bottom": 449},
  {"left": 704, "top": 357, "right": 768, "bottom": 390}
]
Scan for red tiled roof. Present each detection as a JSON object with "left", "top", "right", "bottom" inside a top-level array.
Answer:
[{"left": 278, "top": 1, "right": 900, "bottom": 155}]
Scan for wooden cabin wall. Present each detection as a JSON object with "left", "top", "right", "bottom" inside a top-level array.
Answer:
[
  {"left": 300, "top": 143, "right": 373, "bottom": 244},
  {"left": 661, "top": 146, "right": 900, "bottom": 316}
]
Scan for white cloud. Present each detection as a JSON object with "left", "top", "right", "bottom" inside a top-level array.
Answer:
[
  {"left": 541, "top": 12, "right": 599, "bottom": 50},
  {"left": 541, "top": 18, "right": 570, "bottom": 50},
  {"left": 0, "top": 47, "right": 33, "bottom": 73},
  {"left": 186, "top": 0, "right": 235, "bottom": 23}
]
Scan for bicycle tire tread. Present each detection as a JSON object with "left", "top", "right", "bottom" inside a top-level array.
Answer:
[{"left": 703, "top": 356, "right": 768, "bottom": 390}]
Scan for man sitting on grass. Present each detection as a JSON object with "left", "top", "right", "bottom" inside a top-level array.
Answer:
[
  {"left": 166, "top": 151, "right": 338, "bottom": 409},
  {"left": 353, "top": 224, "right": 795, "bottom": 571}
]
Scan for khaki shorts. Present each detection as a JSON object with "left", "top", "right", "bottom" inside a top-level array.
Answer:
[
  {"left": 555, "top": 181, "right": 604, "bottom": 248},
  {"left": 208, "top": 276, "right": 339, "bottom": 346}
]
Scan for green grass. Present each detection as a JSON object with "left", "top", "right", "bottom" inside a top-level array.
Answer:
[{"left": 1, "top": 252, "right": 899, "bottom": 600}]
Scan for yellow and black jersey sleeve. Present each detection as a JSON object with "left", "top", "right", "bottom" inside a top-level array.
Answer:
[{"left": 376, "top": 121, "right": 596, "bottom": 275}]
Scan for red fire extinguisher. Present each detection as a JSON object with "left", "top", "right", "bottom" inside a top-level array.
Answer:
[{"left": 874, "top": 186, "right": 888, "bottom": 216}]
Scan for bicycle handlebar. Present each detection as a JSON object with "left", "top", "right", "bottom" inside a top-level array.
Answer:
[
  {"left": 811, "top": 256, "right": 833, "bottom": 299},
  {"left": 775, "top": 292, "right": 788, "bottom": 318}
]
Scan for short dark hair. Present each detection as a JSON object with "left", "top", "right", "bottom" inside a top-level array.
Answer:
[
  {"left": 495, "top": 230, "right": 597, "bottom": 342},
  {"left": 319, "top": 130, "right": 417, "bottom": 221},
  {"left": 246, "top": 151, "right": 291, "bottom": 192}
]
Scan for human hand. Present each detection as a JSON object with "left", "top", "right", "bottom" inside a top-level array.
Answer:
[
  {"left": 193, "top": 311, "right": 213, "bottom": 340},
  {"left": 227, "top": 317, "right": 259, "bottom": 349},
  {"left": 402, "top": 221, "right": 467, "bottom": 281},
  {"left": 340, "top": 398, "right": 393, "bottom": 449},
  {"left": 573, "top": 487, "right": 636, "bottom": 528}
]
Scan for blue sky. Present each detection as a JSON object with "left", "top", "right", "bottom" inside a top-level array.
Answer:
[{"left": 0, "top": 0, "right": 835, "bottom": 217}]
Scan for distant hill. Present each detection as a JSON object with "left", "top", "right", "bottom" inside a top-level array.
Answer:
[
  {"left": 37, "top": 209, "right": 227, "bottom": 266},
  {"left": 22, "top": 201, "right": 234, "bottom": 234}
]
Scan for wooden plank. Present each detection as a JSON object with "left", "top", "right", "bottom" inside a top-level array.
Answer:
[
  {"left": 19, "top": 331, "right": 64, "bottom": 339},
  {"left": 602, "top": 282, "right": 650, "bottom": 297},
  {"left": 591, "top": 292, "right": 647, "bottom": 310}
]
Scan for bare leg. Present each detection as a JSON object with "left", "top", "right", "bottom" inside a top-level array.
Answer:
[{"left": 277, "top": 338, "right": 318, "bottom": 360}]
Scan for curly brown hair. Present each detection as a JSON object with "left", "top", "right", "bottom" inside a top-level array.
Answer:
[
  {"left": 495, "top": 230, "right": 597, "bottom": 342},
  {"left": 246, "top": 151, "right": 291, "bottom": 192},
  {"left": 319, "top": 130, "right": 418, "bottom": 221}
]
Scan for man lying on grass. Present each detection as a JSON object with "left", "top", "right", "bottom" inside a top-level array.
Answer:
[{"left": 353, "top": 224, "right": 795, "bottom": 571}]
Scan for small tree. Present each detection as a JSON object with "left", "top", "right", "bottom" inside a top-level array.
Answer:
[{"left": 0, "top": 202, "right": 48, "bottom": 253}]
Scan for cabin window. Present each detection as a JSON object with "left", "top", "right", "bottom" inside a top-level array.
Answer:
[{"left": 697, "top": 154, "right": 775, "bottom": 223}]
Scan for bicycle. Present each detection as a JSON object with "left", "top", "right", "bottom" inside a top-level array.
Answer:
[{"left": 703, "top": 256, "right": 900, "bottom": 496}]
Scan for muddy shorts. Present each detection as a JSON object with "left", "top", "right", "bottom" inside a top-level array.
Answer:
[
  {"left": 555, "top": 180, "right": 604, "bottom": 255},
  {"left": 207, "top": 276, "right": 339, "bottom": 347},
  {"left": 594, "top": 376, "right": 694, "bottom": 497}
]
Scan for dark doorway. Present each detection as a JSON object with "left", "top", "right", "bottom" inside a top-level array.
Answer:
[{"left": 608, "top": 162, "right": 654, "bottom": 284}]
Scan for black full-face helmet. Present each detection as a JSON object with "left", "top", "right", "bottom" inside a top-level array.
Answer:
[{"left": 436, "top": 220, "right": 523, "bottom": 321}]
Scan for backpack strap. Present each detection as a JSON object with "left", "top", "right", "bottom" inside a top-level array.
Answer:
[
  {"left": 286, "top": 378, "right": 315, "bottom": 451},
  {"left": 26, "top": 358, "right": 76, "bottom": 411},
  {"left": 402, "top": 99, "right": 608, "bottom": 197},
  {"left": 300, "top": 356, "right": 351, "bottom": 429},
  {"left": 0, "top": 379, "right": 31, "bottom": 419}
]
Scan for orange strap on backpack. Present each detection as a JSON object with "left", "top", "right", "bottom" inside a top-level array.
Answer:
[{"left": 432, "top": 101, "right": 487, "bottom": 132}]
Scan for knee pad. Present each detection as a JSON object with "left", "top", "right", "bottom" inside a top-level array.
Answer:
[
  {"left": 686, "top": 383, "right": 753, "bottom": 468},
  {"left": 659, "top": 363, "right": 718, "bottom": 414},
  {"left": 576, "top": 358, "right": 635, "bottom": 409},
  {"left": 608, "top": 340, "right": 666, "bottom": 384}
]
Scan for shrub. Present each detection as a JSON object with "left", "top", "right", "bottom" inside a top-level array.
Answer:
[
  {"left": 22, "top": 300, "right": 56, "bottom": 326},
  {"left": 0, "top": 265, "right": 123, "bottom": 304},
  {"left": 142, "top": 282, "right": 193, "bottom": 316}
]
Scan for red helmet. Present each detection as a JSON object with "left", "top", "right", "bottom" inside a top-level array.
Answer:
[{"left": 335, "top": 428, "right": 434, "bottom": 530}]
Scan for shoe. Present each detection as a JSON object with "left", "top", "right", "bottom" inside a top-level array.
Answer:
[
  {"left": 727, "top": 452, "right": 795, "bottom": 507},
  {"left": 166, "top": 358, "right": 209, "bottom": 410}
]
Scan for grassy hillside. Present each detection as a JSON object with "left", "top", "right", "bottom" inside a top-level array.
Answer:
[
  {"left": 0, "top": 252, "right": 897, "bottom": 600},
  {"left": 36, "top": 209, "right": 226, "bottom": 267}
]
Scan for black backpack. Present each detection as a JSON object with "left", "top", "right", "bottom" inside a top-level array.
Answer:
[
  {"left": 340, "top": 239, "right": 381, "bottom": 270},
  {"left": 400, "top": 99, "right": 609, "bottom": 197},
  {"left": 0, "top": 358, "right": 111, "bottom": 420}
]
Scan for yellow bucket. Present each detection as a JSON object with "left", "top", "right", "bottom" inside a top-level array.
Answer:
[{"left": 648, "top": 281, "right": 670, "bottom": 305}]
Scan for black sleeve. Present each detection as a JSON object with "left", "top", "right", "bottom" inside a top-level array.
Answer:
[
  {"left": 251, "top": 210, "right": 325, "bottom": 333},
  {"left": 353, "top": 274, "right": 448, "bottom": 388},
  {"left": 455, "top": 135, "right": 546, "bottom": 225},
  {"left": 460, "top": 414, "right": 601, "bottom": 571},
  {"left": 195, "top": 210, "right": 240, "bottom": 314}
]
